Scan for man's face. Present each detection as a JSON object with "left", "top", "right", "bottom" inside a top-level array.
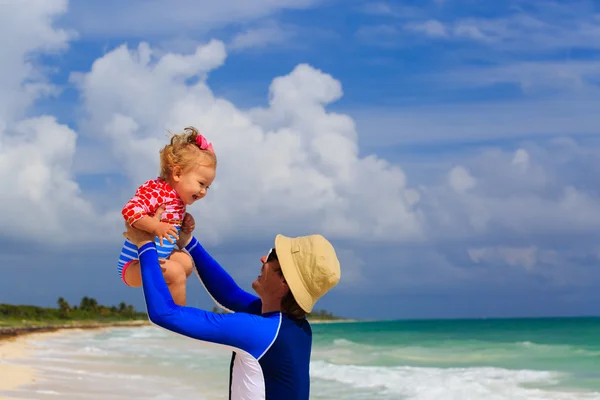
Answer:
[{"left": 252, "top": 248, "right": 287, "bottom": 298}]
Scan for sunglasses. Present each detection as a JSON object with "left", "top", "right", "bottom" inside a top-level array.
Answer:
[
  {"left": 265, "top": 248, "right": 285, "bottom": 278},
  {"left": 266, "top": 248, "right": 278, "bottom": 263}
]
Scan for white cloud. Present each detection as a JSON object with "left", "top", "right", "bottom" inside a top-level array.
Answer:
[
  {"left": 405, "top": 20, "right": 447, "bottom": 37},
  {"left": 70, "top": 39, "right": 228, "bottom": 172},
  {"left": 361, "top": 3, "right": 423, "bottom": 19},
  {"left": 2, "top": 0, "right": 600, "bottom": 294},
  {"left": 0, "top": 0, "right": 73, "bottom": 122},
  {"left": 71, "top": 42, "right": 424, "bottom": 245},
  {"left": 1, "top": 117, "right": 116, "bottom": 243},
  {"left": 438, "top": 60, "right": 600, "bottom": 94},
  {"left": 420, "top": 141, "right": 600, "bottom": 243},
  {"left": 403, "top": 4, "right": 600, "bottom": 52},
  {"left": 350, "top": 94, "right": 600, "bottom": 147},
  {"left": 363, "top": 2, "right": 396, "bottom": 16},
  {"left": 448, "top": 166, "right": 475, "bottom": 194},
  {"left": 0, "top": 0, "right": 116, "bottom": 245},
  {"left": 64, "top": 0, "right": 326, "bottom": 38},
  {"left": 512, "top": 148, "right": 529, "bottom": 171},
  {"left": 228, "top": 22, "right": 295, "bottom": 51},
  {"left": 355, "top": 24, "right": 400, "bottom": 45},
  {"left": 354, "top": 1, "right": 600, "bottom": 136},
  {"left": 57, "top": 32, "right": 600, "bottom": 263},
  {"left": 468, "top": 245, "right": 539, "bottom": 270},
  {"left": 0, "top": 0, "right": 599, "bottom": 318}
]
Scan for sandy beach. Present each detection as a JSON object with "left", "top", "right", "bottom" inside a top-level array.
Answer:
[
  {"left": 0, "top": 331, "right": 50, "bottom": 400},
  {"left": 1, "top": 329, "right": 99, "bottom": 399},
  {"left": 0, "top": 323, "right": 233, "bottom": 400},
  {"left": 0, "top": 318, "right": 351, "bottom": 399},
  {"left": 0, "top": 321, "right": 150, "bottom": 399}
]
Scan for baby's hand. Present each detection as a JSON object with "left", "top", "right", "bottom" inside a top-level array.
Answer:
[{"left": 153, "top": 222, "right": 179, "bottom": 246}]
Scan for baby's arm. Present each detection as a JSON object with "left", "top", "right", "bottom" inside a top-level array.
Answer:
[
  {"left": 131, "top": 216, "right": 167, "bottom": 237},
  {"left": 122, "top": 182, "right": 178, "bottom": 245}
]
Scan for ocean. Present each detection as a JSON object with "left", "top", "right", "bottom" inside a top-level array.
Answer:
[{"left": 5, "top": 317, "right": 600, "bottom": 399}]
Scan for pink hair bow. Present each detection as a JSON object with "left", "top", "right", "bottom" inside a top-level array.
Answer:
[{"left": 196, "top": 134, "right": 214, "bottom": 153}]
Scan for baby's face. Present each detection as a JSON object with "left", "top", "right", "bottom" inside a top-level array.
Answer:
[{"left": 172, "top": 165, "right": 216, "bottom": 205}]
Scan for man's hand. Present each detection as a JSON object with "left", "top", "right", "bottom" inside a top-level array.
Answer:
[
  {"left": 181, "top": 212, "right": 196, "bottom": 234},
  {"left": 177, "top": 212, "right": 195, "bottom": 249}
]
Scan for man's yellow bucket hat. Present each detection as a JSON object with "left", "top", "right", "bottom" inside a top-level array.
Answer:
[{"left": 275, "top": 234, "right": 341, "bottom": 313}]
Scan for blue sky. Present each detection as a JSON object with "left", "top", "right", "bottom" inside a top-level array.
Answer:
[{"left": 2, "top": 0, "right": 600, "bottom": 320}]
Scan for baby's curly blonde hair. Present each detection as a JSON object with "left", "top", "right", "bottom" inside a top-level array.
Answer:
[{"left": 159, "top": 126, "right": 217, "bottom": 180}]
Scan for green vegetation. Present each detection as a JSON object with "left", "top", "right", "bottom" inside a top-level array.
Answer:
[
  {"left": 306, "top": 309, "right": 344, "bottom": 320},
  {"left": 211, "top": 306, "right": 344, "bottom": 320},
  {"left": 1, "top": 298, "right": 343, "bottom": 329},
  {"left": 0, "top": 297, "right": 147, "bottom": 327}
]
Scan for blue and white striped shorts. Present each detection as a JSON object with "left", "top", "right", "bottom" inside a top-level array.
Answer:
[{"left": 117, "top": 226, "right": 181, "bottom": 285}]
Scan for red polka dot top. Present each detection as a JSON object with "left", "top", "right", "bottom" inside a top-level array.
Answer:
[{"left": 122, "top": 178, "right": 186, "bottom": 227}]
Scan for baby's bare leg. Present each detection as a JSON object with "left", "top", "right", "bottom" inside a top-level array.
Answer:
[
  {"left": 168, "top": 250, "right": 193, "bottom": 279},
  {"left": 164, "top": 250, "right": 193, "bottom": 306},
  {"left": 123, "top": 261, "right": 142, "bottom": 287},
  {"left": 161, "top": 259, "right": 188, "bottom": 306},
  {"left": 122, "top": 256, "right": 189, "bottom": 306}
]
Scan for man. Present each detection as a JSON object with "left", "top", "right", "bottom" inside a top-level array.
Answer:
[{"left": 124, "top": 210, "right": 341, "bottom": 400}]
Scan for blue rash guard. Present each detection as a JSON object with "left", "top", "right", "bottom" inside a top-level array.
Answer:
[{"left": 137, "top": 237, "right": 312, "bottom": 400}]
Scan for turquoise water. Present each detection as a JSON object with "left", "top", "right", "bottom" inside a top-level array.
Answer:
[
  {"left": 309, "top": 318, "right": 600, "bottom": 399},
  {"left": 5, "top": 317, "right": 600, "bottom": 399}
]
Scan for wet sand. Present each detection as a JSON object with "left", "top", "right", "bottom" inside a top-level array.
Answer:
[
  {"left": 0, "top": 331, "right": 50, "bottom": 399},
  {"left": 0, "top": 321, "right": 150, "bottom": 399}
]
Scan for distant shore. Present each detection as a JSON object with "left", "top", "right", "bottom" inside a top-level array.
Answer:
[
  {"left": 1, "top": 301, "right": 350, "bottom": 345},
  {"left": 0, "top": 317, "right": 360, "bottom": 341},
  {"left": 0, "top": 320, "right": 150, "bottom": 341},
  {"left": 309, "top": 319, "right": 358, "bottom": 324}
]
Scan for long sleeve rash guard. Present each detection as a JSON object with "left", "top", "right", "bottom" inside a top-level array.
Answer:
[{"left": 138, "top": 237, "right": 312, "bottom": 400}]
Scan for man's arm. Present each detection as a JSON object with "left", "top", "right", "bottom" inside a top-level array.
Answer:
[
  {"left": 138, "top": 243, "right": 276, "bottom": 356},
  {"left": 183, "top": 237, "right": 262, "bottom": 314}
]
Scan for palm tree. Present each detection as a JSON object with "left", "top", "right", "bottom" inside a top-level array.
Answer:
[
  {"left": 80, "top": 296, "right": 90, "bottom": 310},
  {"left": 89, "top": 298, "right": 98, "bottom": 312},
  {"left": 57, "top": 297, "right": 71, "bottom": 317}
]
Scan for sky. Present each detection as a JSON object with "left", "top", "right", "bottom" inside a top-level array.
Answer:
[{"left": 1, "top": 0, "right": 600, "bottom": 320}]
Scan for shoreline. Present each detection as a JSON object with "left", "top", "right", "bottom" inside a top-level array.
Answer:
[
  {"left": 309, "top": 318, "right": 358, "bottom": 324},
  {"left": 0, "top": 317, "right": 358, "bottom": 341},
  {"left": 0, "top": 318, "right": 356, "bottom": 398},
  {"left": 0, "top": 320, "right": 150, "bottom": 341},
  {"left": 0, "top": 333, "right": 36, "bottom": 400},
  {"left": 0, "top": 330, "right": 76, "bottom": 400},
  {"left": 0, "top": 321, "right": 150, "bottom": 400}
]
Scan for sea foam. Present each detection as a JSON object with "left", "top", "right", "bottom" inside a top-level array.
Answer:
[{"left": 310, "top": 361, "right": 600, "bottom": 400}]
